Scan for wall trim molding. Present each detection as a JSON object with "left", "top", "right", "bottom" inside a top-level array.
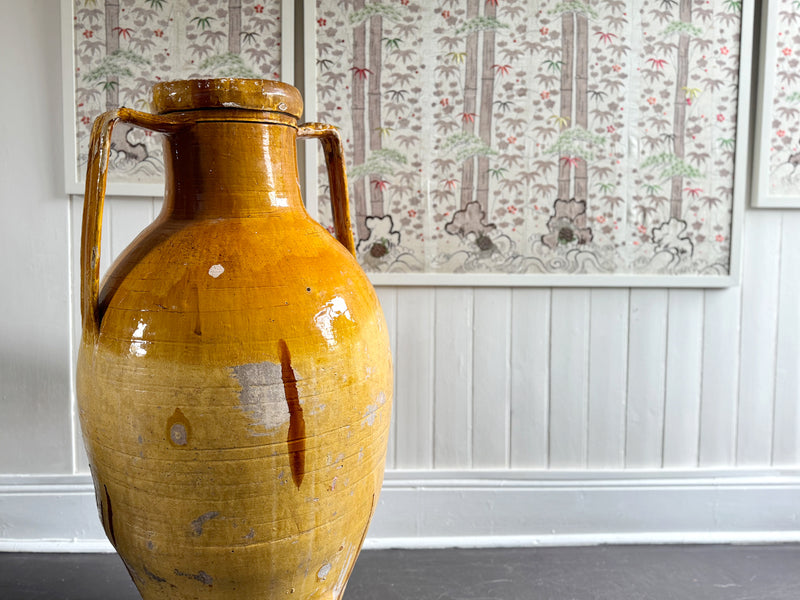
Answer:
[{"left": 2, "top": 469, "right": 800, "bottom": 552}]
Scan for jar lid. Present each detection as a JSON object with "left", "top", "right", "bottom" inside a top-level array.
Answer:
[{"left": 151, "top": 78, "right": 303, "bottom": 118}]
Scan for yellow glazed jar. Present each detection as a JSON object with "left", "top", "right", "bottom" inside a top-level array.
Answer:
[{"left": 76, "top": 79, "right": 392, "bottom": 600}]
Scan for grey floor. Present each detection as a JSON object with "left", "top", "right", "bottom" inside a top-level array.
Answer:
[{"left": 2, "top": 545, "right": 800, "bottom": 599}]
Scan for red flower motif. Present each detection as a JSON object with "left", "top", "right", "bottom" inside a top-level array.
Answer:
[
  {"left": 350, "top": 67, "right": 373, "bottom": 79},
  {"left": 783, "top": 47, "right": 793, "bottom": 56},
  {"left": 778, "top": 129, "right": 787, "bottom": 137},
  {"left": 720, "top": 46, "right": 729, "bottom": 55},
  {"left": 612, "top": 64, "right": 622, "bottom": 72},
  {"left": 596, "top": 215, "right": 606, "bottom": 224},
  {"left": 82, "top": 29, "right": 93, "bottom": 38},
  {"left": 153, "top": 28, "right": 163, "bottom": 37},
  {"left": 408, "top": 209, "right": 417, "bottom": 217},
  {"left": 507, "top": 205, "right": 518, "bottom": 214},
  {"left": 443, "top": 179, "right": 458, "bottom": 190},
  {"left": 440, "top": 98, "right": 449, "bottom": 106},
  {"left": 441, "top": 10, "right": 450, "bottom": 18},
  {"left": 540, "top": 90, "right": 550, "bottom": 99},
  {"left": 647, "top": 96, "right": 657, "bottom": 105},
  {"left": 254, "top": 4, "right": 264, "bottom": 13},
  {"left": 81, "top": 116, "right": 91, "bottom": 125},
  {"left": 716, "top": 113, "right": 725, "bottom": 122},
  {"left": 460, "top": 112, "right": 478, "bottom": 123},
  {"left": 540, "top": 27, "right": 549, "bottom": 35},
  {"left": 507, "top": 136, "right": 517, "bottom": 144},
  {"left": 716, "top": 234, "right": 725, "bottom": 242},
  {"left": 607, "top": 125, "right": 615, "bottom": 133},
  {"left": 317, "top": 18, "right": 326, "bottom": 26}
]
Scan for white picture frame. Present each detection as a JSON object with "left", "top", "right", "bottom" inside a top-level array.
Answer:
[
  {"left": 61, "top": 0, "right": 294, "bottom": 197},
  {"left": 752, "top": 0, "right": 800, "bottom": 208},
  {"left": 304, "top": 0, "right": 754, "bottom": 287}
]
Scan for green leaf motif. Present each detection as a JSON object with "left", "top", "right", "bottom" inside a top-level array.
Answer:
[
  {"left": 83, "top": 49, "right": 151, "bottom": 83},
  {"left": 545, "top": 127, "right": 606, "bottom": 161},
  {"left": 349, "top": 3, "right": 403, "bottom": 25},
  {"left": 199, "top": 53, "right": 258, "bottom": 78},
  {"left": 641, "top": 152, "right": 702, "bottom": 179},
  {"left": 662, "top": 20, "right": 704, "bottom": 37},
  {"left": 455, "top": 16, "right": 509, "bottom": 35},
  {"left": 441, "top": 133, "right": 497, "bottom": 162},
  {"left": 787, "top": 91, "right": 800, "bottom": 103},
  {"left": 350, "top": 148, "right": 407, "bottom": 180},
  {"left": 549, "top": 2, "right": 599, "bottom": 19}
]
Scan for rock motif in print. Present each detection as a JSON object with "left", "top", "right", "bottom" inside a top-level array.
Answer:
[
  {"left": 314, "top": 0, "right": 744, "bottom": 276},
  {"left": 72, "top": 0, "right": 283, "bottom": 184}
]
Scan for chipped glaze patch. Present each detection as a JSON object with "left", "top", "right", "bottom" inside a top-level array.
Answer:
[
  {"left": 208, "top": 264, "right": 225, "bottom": 278},
  {"left": 317, "top": 563, "right": 332, "bottom": 581},
  {"left": 314, "top": 296, "right": 353, "bottom": 347},
  {"left": 230, "top": 361, "right": 295, "bottom": 435},
  {"left": 362, "top": 391, "right": 388, "bottom": 427}
]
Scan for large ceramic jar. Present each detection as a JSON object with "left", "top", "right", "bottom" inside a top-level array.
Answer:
[{"left": 76, "top": 79, "right": 392, "bottom": 600}]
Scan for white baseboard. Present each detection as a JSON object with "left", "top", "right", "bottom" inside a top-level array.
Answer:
[{"left": 2, "top": 469, "right": 800, "bottom": 552}]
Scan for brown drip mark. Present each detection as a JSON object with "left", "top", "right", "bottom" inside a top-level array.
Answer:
[
  {"left": 104, "top": 484, "right": 117, "bottom": 547},
  {"left": 279, "top": 339, "right": 305, "bottom": 488}
]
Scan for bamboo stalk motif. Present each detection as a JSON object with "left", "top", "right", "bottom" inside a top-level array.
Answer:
[
  {"left": 671, "top": 0, "right": 692, "bottom": 219},
  {"left": 475, "top": 1, "right": 497, "bottom": 213},
  {"left": 368, "top": 14, "right": 384, "bottom": 217},
  {"left": 557, "top": 11, "right": 574, "bottom": 200},
  {"left": 351, "top": 0, "right": 368, "bottom": 240},
  {"left": 460, "top": 0, "right": 481, "bottom": 209}
]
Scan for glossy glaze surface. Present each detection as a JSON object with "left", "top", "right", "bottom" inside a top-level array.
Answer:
[{"left": 77, "top": 79, "right": 391, "bottom": 600}]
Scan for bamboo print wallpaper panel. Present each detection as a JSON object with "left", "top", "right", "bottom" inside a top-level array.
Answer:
[
  {"left": 68, "top": 0, "right": 284, "bottom": 188},
  {"left": 313, "top": 0, "right": 746, "bottom": 278},
  {"left": 753, "top": 0, "right": 800, "bottom": 207}
]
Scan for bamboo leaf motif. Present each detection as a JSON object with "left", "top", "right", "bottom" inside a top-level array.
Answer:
[
  {"left": 442, "top": 133, "right": 498, "bottom": 162},
  {"left": 662, "top": 20, "right": 704, "bottom": 37},
  {"left": 83, "top": 49, "right": 151, "bottom": 83},
  {"left": 545, "top": 128, "right": 606, "bottom": 162},
  {"left": 349, "top": 3, "right": 403, "bottom": 25},
  {"left": 549, "top": 1, "right": 599, "bottom": 19},
  {"left": 199, "top": 53, "right": 259, "bottom": 78},
  {"left": 350, "top": 149, "right": 407, "bottom": 180},
  {"left": 455, "top": 16, "right": 509, "bottom": 35},
  {"left": 641, "top": 152, "right": 703, "bottom": 179}
]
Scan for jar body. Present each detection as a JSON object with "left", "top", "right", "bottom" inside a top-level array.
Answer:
[{"left": 77, "top": 96, "right": 391, "bottom": 600}]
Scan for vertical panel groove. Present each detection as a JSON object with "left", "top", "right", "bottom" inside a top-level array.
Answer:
[
  {"left": 545, "top": 288, "right": 553, "bottom": 469},
  {"left": 624, "top": 288, "right": 632, "bottom": 466},
  {"left": 770, "top": 214, "right": 785, "bottom": 465},
  {"left": 432, "top": 288, "right": 438, "bottom": 468},
  {"left": 661, "top": 293, "right": 671, "bottom": 468},
  {"left": 696, "top": 291, "right": 707, "bottom": 468},
  {"left": 585, "top": 291, "right": 593, "bottom": 467},
  {"left": 504, "top": 291, "right": 512, "bottom": 467}
]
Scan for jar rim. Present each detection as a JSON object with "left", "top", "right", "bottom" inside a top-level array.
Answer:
[{"left": 151, "top": 78, "right": 303, "bottom": 118}]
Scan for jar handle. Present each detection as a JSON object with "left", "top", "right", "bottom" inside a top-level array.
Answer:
[
  {"left": 297, "top": 123, "right": 357, "bottom": 257},
  {"left": 81, "top": 108, "right": 183, "bottom": 341}
]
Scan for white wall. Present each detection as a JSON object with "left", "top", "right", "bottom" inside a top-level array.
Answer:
[{"left": 2, "top": 0, "right": 800, "bottom": 549}]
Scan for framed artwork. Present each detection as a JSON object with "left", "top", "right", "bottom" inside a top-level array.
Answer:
[
  {"left": 61, "top": 0, "right": 293, "bottom": 196},
  {"left": 752, "top": 0, "right": 800, "bottom": 208},
  {"left": 305, "top": 0, "right": 754, "bottom": 286}
]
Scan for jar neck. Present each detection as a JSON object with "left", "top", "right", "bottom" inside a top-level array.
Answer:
[{"left": 161, "top": 120, "right": 304, "bottom": 219}]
